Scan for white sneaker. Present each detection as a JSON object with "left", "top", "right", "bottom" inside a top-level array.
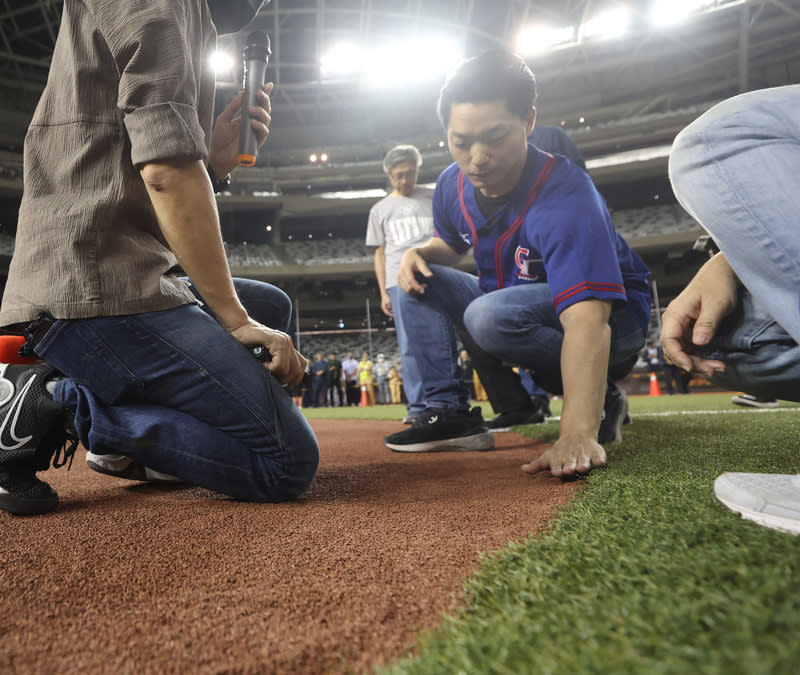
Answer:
[
  {"left": 86, "top": 452, "right": 183, "bottom": 483},
  {"left": 731, "top": 394, "right": 779, "bottom": 408},
  {"left": 713, "top": 472, "right": 800, "bottom": 534}
]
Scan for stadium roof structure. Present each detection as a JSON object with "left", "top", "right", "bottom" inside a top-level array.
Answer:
[{"left": 0, "top": 0, "right": 799, "bottom": 208}]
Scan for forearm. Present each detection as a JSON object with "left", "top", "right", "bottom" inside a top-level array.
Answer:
[
  {"left": 140, "top": 159, "right": 247, "bottom": 331},
  {"left": 374, "top": 248, "right": 388, "bottom": 295},
  {"left": 559, "top": 301, "right": 612, "bottom": 439}
]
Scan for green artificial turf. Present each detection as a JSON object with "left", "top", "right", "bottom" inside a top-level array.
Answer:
[{"left": 355, "top": 394, "right": 800, "bottom": 675}]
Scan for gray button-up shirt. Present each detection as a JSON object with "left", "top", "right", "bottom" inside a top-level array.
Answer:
[{"left": 0, "top": 0, "right": 217, "bottom": 326}]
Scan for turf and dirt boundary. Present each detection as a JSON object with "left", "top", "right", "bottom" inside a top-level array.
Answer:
[{"left": 4, "top": 396, "right": 800, "bottom": 673}]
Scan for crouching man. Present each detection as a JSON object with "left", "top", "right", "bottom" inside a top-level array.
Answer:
[{"left": 384, "top": 50, "right": 650, "bottom": 477}]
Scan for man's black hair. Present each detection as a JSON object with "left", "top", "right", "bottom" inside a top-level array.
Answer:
[{"left": 436, "top": 49, "right": 538, "bottom": 128}]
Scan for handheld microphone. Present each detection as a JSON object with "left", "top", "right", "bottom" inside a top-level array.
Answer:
[
  {"left": 238, "top": 31, "right": 271, "bottom": 167},
  {"left": 251, "top": 345, "right": 271, "bottom": 362}
]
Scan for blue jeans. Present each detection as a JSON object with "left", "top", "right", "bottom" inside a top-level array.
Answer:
[
  {"left": 398, "top": 265, "right": 645, "bottom": 408},
  {"left": 34, "top": 278, "right": 319, "bottom": 501},
  {"left": 388, "top": 285, "right": 425, "bottom": 415},
  {"left": 670, "top": 85, "right": 800, "bottom": 401}
]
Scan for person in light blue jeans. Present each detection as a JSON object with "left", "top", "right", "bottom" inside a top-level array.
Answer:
[{"left": 662, "top": 84, "right": 800, "bottom": 533}]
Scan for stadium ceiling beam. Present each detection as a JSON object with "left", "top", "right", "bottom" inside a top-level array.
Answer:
[
  {"left": 257, "top": 5, "right": 507, "bottom": 48},
  {"left": 769, "top": 0, "right": 800, "bottom": 20}
]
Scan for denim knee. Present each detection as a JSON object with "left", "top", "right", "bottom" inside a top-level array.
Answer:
[
  {"left": 252, "top": 435, "right": 320, "bottom": 502},
  {"left": 463, "top": 297, "right": 502, "bottom": 354}
]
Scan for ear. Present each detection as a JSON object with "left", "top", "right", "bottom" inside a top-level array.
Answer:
[{"left": 525, "top": 107, "right": 537, "bottom": 136}]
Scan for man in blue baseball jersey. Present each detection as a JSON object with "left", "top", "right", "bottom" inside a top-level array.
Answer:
[{"left": 384, "top": 50, "right": 650, "bottom": 477}]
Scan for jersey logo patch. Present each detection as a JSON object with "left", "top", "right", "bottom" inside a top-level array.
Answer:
[{"left": 514, "top": 246, "right": 542, "bottom": 281}]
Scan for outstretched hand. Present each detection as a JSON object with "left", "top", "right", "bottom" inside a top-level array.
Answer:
[
  {"left": 209, "top": 82, "right": 274, "bottom": 178},
  {"left": 660, "top": 253, "right": 737, "bottom": 377}
]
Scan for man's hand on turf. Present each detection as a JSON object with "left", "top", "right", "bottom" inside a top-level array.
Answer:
[
  {"left": 230, "top": 318, "right": 307, "bottom": 388},
  {"left": 521, "top": 434, "right": 607, "bottom": 477}
]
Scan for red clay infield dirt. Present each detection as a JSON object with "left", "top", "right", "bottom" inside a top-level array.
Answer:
[{"left": 1, "top": 418, "right": 580, "bottom": 674}]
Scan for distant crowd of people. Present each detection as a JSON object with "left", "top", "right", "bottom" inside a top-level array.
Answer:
[{"left": 291, "top": 349, "right": 494, "bottom": 411}]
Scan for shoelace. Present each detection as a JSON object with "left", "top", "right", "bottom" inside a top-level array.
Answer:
[
  {"left": 41, "top": 410, "right": 79, "bottom": 471},
  {"left": 51, "top": 430, "right": 79, "bottom": 470}
]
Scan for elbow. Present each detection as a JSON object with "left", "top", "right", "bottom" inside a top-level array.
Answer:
[{"left": 140, "top": 159, "right": 199, "bottom": 193}]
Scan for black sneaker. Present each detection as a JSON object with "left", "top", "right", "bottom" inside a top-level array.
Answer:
[
  {"left": 384, "top": 407, "right": 494, "bottom": 453},
  {"left": 0, "top": 363, "right": 71, "bottom": 515},
  {"left": 598, "top": 381, "right": 628, "bottom": 445},
  {"left": 531, "top": 395, "right": 552, "bottom": 419},
  {"left": 487, "top": 403, "right": 546, "bottom": 432}
]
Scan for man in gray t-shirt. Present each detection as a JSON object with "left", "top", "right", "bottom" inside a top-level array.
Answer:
[{"left": 366, "top": 145, "right": 434, "bottom": 422}]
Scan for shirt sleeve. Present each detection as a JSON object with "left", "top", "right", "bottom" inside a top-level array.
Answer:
[
  {"left": 538, "top": 164, "right": 627, "bottom": 316},
  {"left": 89, "top": 1, "right": 210, "bottom": 166},
  {"left": 433, "top": 173, "right": 471, "bottom": 255},
  {"left": 365, "top": 203, "right": 385, "bottom": 247}
]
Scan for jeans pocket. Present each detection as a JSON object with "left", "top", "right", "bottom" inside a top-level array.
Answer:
[{"left": 37, "top": 319, "right": 145, "bottom": 405}]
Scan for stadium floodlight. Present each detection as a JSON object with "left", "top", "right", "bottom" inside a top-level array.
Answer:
[
  {"left": 321, "top": 42, "right": 363, "bottom": 78},
  {"left": 209, "top": 49, "right": 234, "bottom": 77},
  {"left": 651, "top": 0, "right": 717, "bottom": 26},
  {"left": 582, "top": 7, "right": 632, "bottom": 40},
  {"left": 360, "top": 36, "right": 462, "bottom": 87},
  {"left": 516, "top": 24, "right": 575, "bottom": 54},
  {"left": 322, "top": 36, "right": 461, "bottom": 86}
]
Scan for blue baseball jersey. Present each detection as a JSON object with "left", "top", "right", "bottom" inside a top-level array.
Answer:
[{"left": 433, "top": 144, "right": 651, "bottom": 335}]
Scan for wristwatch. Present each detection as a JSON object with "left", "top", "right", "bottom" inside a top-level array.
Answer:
[{"left": 207, "top": 165, "right": 231, "bottom": 193}]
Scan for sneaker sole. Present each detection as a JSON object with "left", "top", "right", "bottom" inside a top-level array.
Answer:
[
  {"left": 86, "top": 457, "right": 182, "bottom": 483},
  {"left": 0, "top": 489, "right": 58, "bottom": 515},
  {"left": 385, "top": 431, "right": 494, "bottom": 453},
  {"left": 731, "top": 400, "right": 779, "bottom": 408},
  {"left": 715, "top": 494, "right": 800, "bottom": 535}
]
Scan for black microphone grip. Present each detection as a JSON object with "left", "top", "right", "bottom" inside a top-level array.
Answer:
[
  {"left": 238, "top": 31, "right": 271, "bottom": 167},
  {"left": 251, "top": 345, "right": 272, "bottom": 362}
]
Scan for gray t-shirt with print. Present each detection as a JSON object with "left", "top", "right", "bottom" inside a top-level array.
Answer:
[{"left": 365, "top": 187, "right": 435, "bottom": 289}]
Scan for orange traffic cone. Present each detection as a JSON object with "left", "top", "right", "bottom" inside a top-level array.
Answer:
[
  {"left": 360, "top": 385, "right": 370, "bottom": 407},
  {"left": 649, "top": 371, "right": 662, "bottom": 397}
]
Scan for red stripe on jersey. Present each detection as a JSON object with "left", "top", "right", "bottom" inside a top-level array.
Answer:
[
  {"left": 457, "top": 172, "right": 481, "bottom": 284},
  {"left": 552, "top": 281, "right": 627, "bottom": 307}
]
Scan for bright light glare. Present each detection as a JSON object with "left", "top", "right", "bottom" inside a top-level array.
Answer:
[
  {"left": 320, "top": 153, "right": 329, "bottom": 162},
  {"left": 583, "top": 8, "right": 632, "bottom": 40},
  {"left": 362, "top": 37, "right": 462, "bottom": 87},
  {"left": 651, "top": 0, "right": 717, "bottom": 26},
  {"left": 210, "top": 50, "right": 234, "bottom": 76},
  {"left": 309, "top": 154, "right": 318, "bottom": 163},
  {"left": 516, "top": 24, "right": 575, "bottom": 54},
  {"left": 322, "top": 36, "right": 462, "bottom": 87},
  {"left": 321, "top": 42, "right": 362, "bottom": 77}
]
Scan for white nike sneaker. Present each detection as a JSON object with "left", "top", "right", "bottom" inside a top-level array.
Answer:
[
  {"left": 86, "top": 452, "right": 183, "bottom": 483},
  {"left": 713, "top": 472, "right": 800, "bottom": 534}
]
